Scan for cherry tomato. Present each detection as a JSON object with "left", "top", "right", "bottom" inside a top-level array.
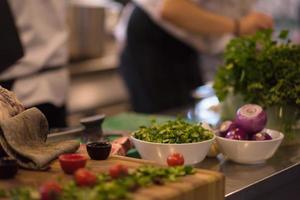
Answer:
[
  {"left": 167, "top": 153, "right": 184, "bottom": 166},
  {"left": 39, "top": 181, "right": 62, "bottom": 200},
  {"left": 74, "top": 168, "right": 97, "bottom": 187},
  {"left": 109, "top": 164, "right": 129, "bottom": 179}
]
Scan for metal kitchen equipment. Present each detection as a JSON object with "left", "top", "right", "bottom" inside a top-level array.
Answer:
[{"left": 68, "top": 0, "right": 106, "bottom": 60}]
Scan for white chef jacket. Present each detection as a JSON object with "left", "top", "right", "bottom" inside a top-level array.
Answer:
[
  {"left": 254, "top": 0, "right": 300, "bottom": 43},
  {"left": 1, "top": 0, "right": 69, "bottom": 107},
  {"left": 118, "top": 0, "right": 255, "bottom": 53}
]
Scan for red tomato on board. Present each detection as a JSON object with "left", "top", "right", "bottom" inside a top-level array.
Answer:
[
  {"left": 40, "top": 181, "right": 62, "bottom": 200},
  {"left": 74, "top": 168, "right": 97, "bottom": 187},
  {"left": 167, "top": 153, "right": 185, "bottom": 166},
  {"left": 109, "top": 164, "right": 129, "bottom": 179}
]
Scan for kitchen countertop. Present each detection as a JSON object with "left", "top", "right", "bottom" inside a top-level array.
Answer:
[
  {"left": 197, "top": 144, "right": 300, "bottom": 200},
  {"left": 51, "top": 109, "right": 300, "bottom": 200},
  {"left": 163, "top": 99, "right": 300, "bottom": 200}
]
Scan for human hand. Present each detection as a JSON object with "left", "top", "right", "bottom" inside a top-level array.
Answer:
[{"left": 239, "top": 12, "right": 273, "bottom": 35}]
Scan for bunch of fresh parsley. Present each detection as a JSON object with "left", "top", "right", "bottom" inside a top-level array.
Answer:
[{"left": 214, "top": 29, "right": 300, "bottom": 112}]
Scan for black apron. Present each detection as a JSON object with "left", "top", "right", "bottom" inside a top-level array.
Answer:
[
  {"left": 0, "top": 0, "right": 24, "bottom": 74},
  {"left": 119, "top": 5, "right": 202, "bottom": 113}
]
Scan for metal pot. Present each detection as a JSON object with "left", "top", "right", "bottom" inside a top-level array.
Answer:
[{"left": 68, "top": 1, "right": 106, "bottom": 60}]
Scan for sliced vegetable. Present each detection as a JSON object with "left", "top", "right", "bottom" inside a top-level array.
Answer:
[{"left": 235, "top": 104, "right": 267, "bottom": 134}]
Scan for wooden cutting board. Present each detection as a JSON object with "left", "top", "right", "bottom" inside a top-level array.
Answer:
[{"left": 0, "top": 147, "right": 224, "bottom": 200}]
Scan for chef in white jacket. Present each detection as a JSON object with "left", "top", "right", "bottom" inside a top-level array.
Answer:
[
  {"left": 0, "top": 0, "right": 69, "bottom": 128},
  {"left": 116, "top": 0, "right": 273, "bottom": 113}
]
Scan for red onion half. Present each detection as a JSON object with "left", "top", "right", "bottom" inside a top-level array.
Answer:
[{"left": 235, "top": 104, "right": 267, "bottom": 134}]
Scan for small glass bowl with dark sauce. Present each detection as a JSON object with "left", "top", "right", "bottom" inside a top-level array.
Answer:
[
  {"left": 0, "top": 157, "right": 18, "bottom": 179},
  {"left": 86, "top": 141, "right": 112, "bottom": 160}
]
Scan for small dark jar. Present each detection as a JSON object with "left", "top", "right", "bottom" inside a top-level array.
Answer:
[
  {"left": 0, "top": 157, "right": 18, "bottom": 179},
  {"left": 86, "top": 141, "right": 112, "bottom": 160}
]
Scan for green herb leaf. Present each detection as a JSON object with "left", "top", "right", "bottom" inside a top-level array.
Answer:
[{"left": 279, "top": 30, "right": 289, "bottom": 39}]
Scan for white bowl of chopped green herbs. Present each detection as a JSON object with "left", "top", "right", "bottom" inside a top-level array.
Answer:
[{"left": 130, "top": 119, "right": 215, "bottom": 165}]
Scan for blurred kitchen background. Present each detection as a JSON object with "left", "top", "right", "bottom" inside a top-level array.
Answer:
[
  {"left": 66, "top": 0, "right": 130, "bottom": 126},
  {"left": 62, "top": 0, "right": 300, "bottom": 127}
]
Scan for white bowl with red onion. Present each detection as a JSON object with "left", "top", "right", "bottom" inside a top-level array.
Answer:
[{"left": 216, "top": 104, "right": 284, "bottom": 164}]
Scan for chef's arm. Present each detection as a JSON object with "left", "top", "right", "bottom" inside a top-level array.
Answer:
[{"left": 160, "top": 0, "right": 273, "bottom": 36}]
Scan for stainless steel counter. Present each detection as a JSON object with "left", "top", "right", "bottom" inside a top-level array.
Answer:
[
  {"left": 50, "top": 125, "right": 300, "bottom": 200},
  {"left": 196, "top": 144, "right": 300, "bottom": 200},
  {"left": 165, "top": 101, "right": 300, "bottom": 200},
  {"left": 52, "top": 99, "right": 300, "bottom": 200}
]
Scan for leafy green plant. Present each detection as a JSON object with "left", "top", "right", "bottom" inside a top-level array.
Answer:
[
  {"left": 213, "top": 30, "right": 300, "bottom": 132},
  {"left": 214, "top": 29, "right": 300, "bottom": 107}
]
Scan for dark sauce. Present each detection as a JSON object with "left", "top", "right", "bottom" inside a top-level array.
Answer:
[
  {"left": 86, "top": 141, "right": 112, "bottom": 160},
  {"left": 0, "top": 157, "right": 18, "bottom": 179}
]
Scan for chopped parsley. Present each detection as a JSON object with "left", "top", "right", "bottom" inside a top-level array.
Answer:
[{"left": 133, "top": 119, "right": 213, "bottom": 143}]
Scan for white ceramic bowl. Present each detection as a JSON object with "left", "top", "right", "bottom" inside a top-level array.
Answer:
[
  {"left": 130, "top": 135, "right": 215, "bottom": 166},
  {"left": 216, "top": 129, "right": 284, "bottom": 164}
]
